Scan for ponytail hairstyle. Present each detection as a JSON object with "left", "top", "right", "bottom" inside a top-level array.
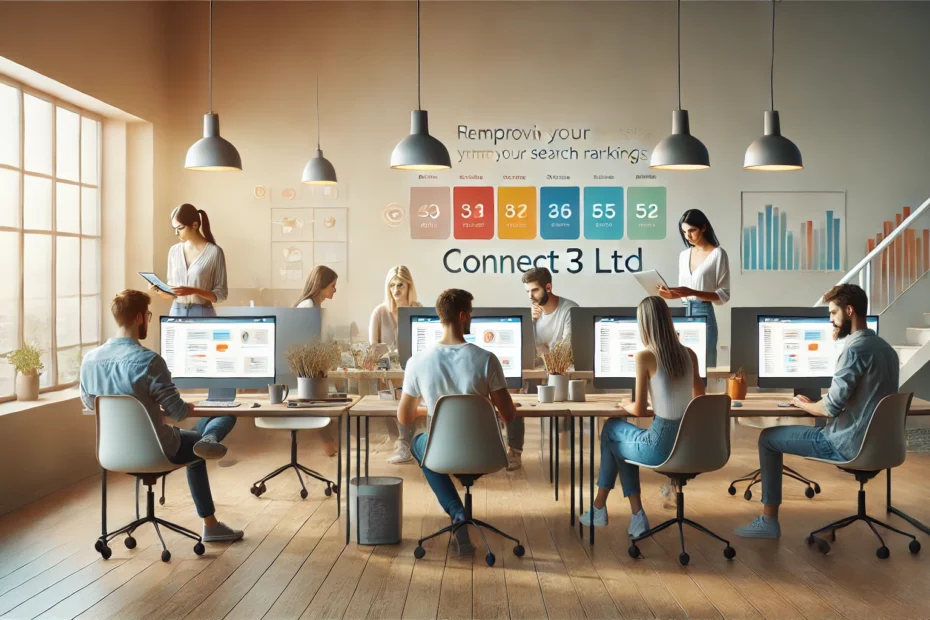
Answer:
[{"left": 171, "top": 203, "right": 216, "bottom": 245}]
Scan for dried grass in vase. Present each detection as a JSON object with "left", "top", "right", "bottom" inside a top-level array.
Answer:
[
  {"left": 350, "top": 344, "right": 383, "bottom": 371},
  {"left": 542, "top": 341, "right": 573, "bottom": 376},
  {"left": 286, "top": 339, "right": 342, "bottom": 379}
]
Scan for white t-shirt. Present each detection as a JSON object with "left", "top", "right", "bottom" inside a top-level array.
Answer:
[
  {"left": 678, "top": 247, "right": 730, "bottom": 305},
  {"left": 534, "top": 296, "right": 578, "bottom": 354},
  {"left": 296, "top": 299, "right": 316, "bottom": 309},
  {"left": 402, "top": 343, "right": 508, "bottom": 419}
]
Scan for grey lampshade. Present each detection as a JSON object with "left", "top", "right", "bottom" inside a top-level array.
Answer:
[
  {"left": 185, "top": 113, "right": 242, "bottom": 171},
  {"left": 650, "top": 110, "right": 710, "bottom": 171},
  {"left": 391, "top": 110, "right": 451, "bottom": 171},
  {"left": 302, "top": 149, "right": 337, "bottom": 185},
  {"left": 744, "top": 111, "right": 803, "bottom": 171}
]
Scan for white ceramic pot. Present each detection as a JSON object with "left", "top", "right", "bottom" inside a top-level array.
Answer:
[
  {"left": 15, "top": 372, "right": 40, "bottom": 401},
  {"left": 297, "top": 377, "right": 329, "bottom": 400},
  {"left": 548, "top": 374, "right": 569, "bottom": 402}
]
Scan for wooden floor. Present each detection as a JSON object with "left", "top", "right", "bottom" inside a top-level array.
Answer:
[{"left": 2, "top": 423, "right": 930, "bottom": 620}]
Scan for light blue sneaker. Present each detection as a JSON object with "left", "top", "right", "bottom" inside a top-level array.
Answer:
[
  {"left": 579, "top": 505, "right": 608, "bottom": 527},
  {"left": 734, "top": 516, "right": 781, "bottom": 539},
  {"left": 628, "top": 510, "right": 650, "bottom": 538}
]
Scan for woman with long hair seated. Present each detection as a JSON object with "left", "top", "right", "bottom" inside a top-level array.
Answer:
[{"left": 579, "top": 296, "right": 705, "bottom": 537}]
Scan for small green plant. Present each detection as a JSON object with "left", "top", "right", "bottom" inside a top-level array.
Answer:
[{"left": 8, "top": 344, "right": 44, "bottom": 376}]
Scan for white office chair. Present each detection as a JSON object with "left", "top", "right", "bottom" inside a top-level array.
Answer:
[
  {"left": 414, "top": 395, "right": 526, "bottom": 567},
  {"left": 250, "top": 416, "right": 338, "bottom": 499},
  {"left": 627, "top": 394, "right": 736, "bottom": 566},
  {"left": 94, "top": 395, "right": 205, "bottom": 562},
  {"left": 805, "top": 392, "right": 921, "bottom": 558}
]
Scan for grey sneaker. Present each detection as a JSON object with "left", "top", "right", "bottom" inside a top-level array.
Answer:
[
  {"left": 579, "top": 504, "right": 608, "bottom": 527},
  {"left": 734, "top": 516, "right": 781, "bottom": 539},
  {"left": 387, "top": 443, "right": 414, "bottom": 464},
  {"left": 506, "top": 449, "right": 523, "bottom": 471},
  {"left": 452, "top": 521, "right": 474, "bottom": 555},
  {"left": 202, "top": 521, "right": 244, "bottom": 543},
  {"left": 193, "top": 436, "right": 228, "bottom": 460},
  {"left": 628, "top": 510, "right": 650, "bottom": 538}
]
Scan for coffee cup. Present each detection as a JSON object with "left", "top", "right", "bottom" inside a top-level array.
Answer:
[
  {"left": 268, "top": 383, "right": 289, "bottom": 404},
  {"left": 538, "top": 385, "right": 555, "bottom": 404},
  {"left": 569, "top": 379, "right": 586, "bottom": 402}
]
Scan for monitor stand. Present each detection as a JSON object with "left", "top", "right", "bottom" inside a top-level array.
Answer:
[
  {"left": 207, "top": 388, "right": 237, "bottom": 402},
  {"left": 793, "top": 387, "right": 821, "bottom": 402}
]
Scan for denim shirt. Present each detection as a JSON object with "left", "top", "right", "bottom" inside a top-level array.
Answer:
[
  {"left": 80, "top": 337, "right": 189, "bottom": 458},
  {"left": 822, "top": 329, "right": 899, "bottom": 460}
]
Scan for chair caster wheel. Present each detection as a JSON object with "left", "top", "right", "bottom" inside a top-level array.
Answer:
[
  {"left": 909, "top": 540, "right": 921, "bottom": 554},
  {"left": 876, "top": 546, "right": 890, "bottom": 559},
  {"left": 812, "top": 537, "right": 831, "bottom": 555},
  {"left": 194, "top": 543, "right": 205, "bottom": 556},
  {"left": 485, "top": 553, "right": 496, "bottom": 567},
  {"left": 251, "top": 485, "right": 265, "bottom": 497},
  {"left": 679, "top": 552, "right": 690, "bottom": 566},
  {"left": 628, "top": 545, "right": 641, "bottom": 559},
  {"left": 161, "top": 550, "right": 171, "bottom": 562},
  {"left": 331, "top": 484, "right": 339, "bottom": 495},
  {"left": 94, "top": 540, "right": 103, "bottom": 552},
  {"left": 124, "top": 536, "right": 136, "bottom": 549},
  {"left": 743, "top": 490, "right": 752, "bottom": 501},
  {"left": 805, "top": 487, "right": 815, "bottom": 499},
  {"left": 100, "top": 544, "right": 112, "bottom": 560},
  {"left": 159, "top": 497, "right": 165, "bottom": 506},
  {"left": 414, "top": 546, "right": 426, "bottom": 559},
  {"left": 814, "top": 483, "right": 821, "bottom": 494},
  {"left": 727, "top": 485, "right": 736, "bottom": 496},
  {"left": 300, "top": 489, "right": 308, "bottom": 499},
  {"left": 724, "top": 546, "right": 736, "bottom": 560},
  {"left": 324, "top": 486, "right": 332, "bottom": 497},
  {"left": 514, "top": 545, "right": 525, "bottom": 557}
]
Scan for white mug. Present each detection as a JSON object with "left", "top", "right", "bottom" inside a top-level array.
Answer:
[
  {"left": 538, "top": 385, "right": 555, "bottom": 404},
  {"left": 569, "top": 379, "right": 586, "bottom": 402}
]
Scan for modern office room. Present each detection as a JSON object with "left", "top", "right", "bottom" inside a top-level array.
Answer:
[{"left": 1, "top": 0, "right": 929, "bottom": 618}]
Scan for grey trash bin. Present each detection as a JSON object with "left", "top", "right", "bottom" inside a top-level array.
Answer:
[{"left": 350, "top": 476, "right": 403, "bottom": 545}]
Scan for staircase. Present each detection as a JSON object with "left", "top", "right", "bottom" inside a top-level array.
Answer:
[{"left": 899, "top": 313, "right": 930, "bottom": 403}]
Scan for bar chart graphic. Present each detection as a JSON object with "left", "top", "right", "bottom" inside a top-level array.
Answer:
[{"left": 740, "top": 192, "right": 846, "bottom": 272}]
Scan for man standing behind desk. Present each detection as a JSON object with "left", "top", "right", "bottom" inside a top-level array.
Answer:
[
  {"left": 735, "top": 284, "right": 899, "bottom": 539},
  {"left": 398, "top": 289, "right": 519, "bottom": 555}
]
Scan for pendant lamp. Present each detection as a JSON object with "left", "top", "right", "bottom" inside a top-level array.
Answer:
[
  {"left": 744, "top": 0, "right": 803, "bottom": 171},
  {"left": 302, "top": 77, "right": 337, "bottom": 185},
  {"left": 390, "top": 0, "right": 451, "bottom": 171},
  {"left": 650, "top": 0, "right": 709, "bottom": 171},
  {"left": 185, "top": 0, "right": 242, "bottom": 172}
]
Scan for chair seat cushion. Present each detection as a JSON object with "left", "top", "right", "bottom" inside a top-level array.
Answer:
[
  {"left": 255, "top": 416, "right": 331, "bottom": 430},
  {"left": 804, "top": 456, "right": 852, "bottom": 466}
]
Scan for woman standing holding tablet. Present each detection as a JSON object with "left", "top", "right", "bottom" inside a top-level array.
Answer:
[{"left": 658, "top": 209, "right": 730, "bottom": 367}]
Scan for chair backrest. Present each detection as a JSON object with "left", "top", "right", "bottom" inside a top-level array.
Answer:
[
  {"left": 656, "top": 394, "right": 732, "bottom": 474},
  {"left": 844, "top": 392, "right": 913, "bottom": 471},
  {"left": 421, "top": 394, "right": 508, "bottom": 475},
  {"left": 95, "top": 395, "right": 176, "bottom": 473}
]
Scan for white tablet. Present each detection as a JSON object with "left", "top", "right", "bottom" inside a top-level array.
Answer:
[
  {"left": 138, "top": 272, "right": 177, "bottom": 297},
  {"left": 633, "top": 270, "right": 669, "bottom": 296}
]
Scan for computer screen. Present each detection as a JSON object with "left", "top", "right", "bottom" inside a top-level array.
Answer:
[
  {"left": 409, "top": 315, "right": 523, "bottom": 384},
  {"left": 593, "top": 316, "right": 707, "bottom": 388},
  {"left": 161, "top": 316, "right": 276, "bottom": 390},
  {"left": 758, "top": 315, "right": 878, "bottom": 381}
]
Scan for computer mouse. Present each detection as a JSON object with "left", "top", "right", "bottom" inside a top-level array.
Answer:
[
  {"left": 731, "top": 401, "right": 742, "bottom": 408},
  {"left": 251, "top": 402, "right": 261, "bottom": 408}
]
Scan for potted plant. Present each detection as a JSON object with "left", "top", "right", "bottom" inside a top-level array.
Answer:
[
  {"left": 542, "top": 341, "right": 573, "bottom": 402},
  {"left": 9, "top": 344, "right": 44, "bottom": 401},
  {"left": 286, "top": 339, "right": 341, "bottom": 400}
]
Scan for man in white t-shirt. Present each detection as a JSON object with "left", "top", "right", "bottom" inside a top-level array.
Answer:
[
  {"left": 503, "top": 267, "right": 579, "bottom": 471},
  {"left": 399, "top": 288, "right": 518, "bottom": 555}
]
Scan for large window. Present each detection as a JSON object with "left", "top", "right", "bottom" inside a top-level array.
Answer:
[{"left": 0, "top": 76, "right": 102, "bottom": 400}]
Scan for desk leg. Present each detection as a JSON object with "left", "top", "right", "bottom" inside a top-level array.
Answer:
[
  {"left": 589, "top": 416, "right": 595, "bottom": 546},
  {"left": 336, "top": 415, "right": 342, "bottom": 517},
  {"left": 345, "top": 415, "right": 351, "bottom": 546},
  {"left": 554, "top": 418, "right": 560, "bottom": 502},
  {"left": 578, "top": 416, "right": 584, "bottom": 539},
  {"left": 549, "top": 417, "right": 554, "bottom": 485},
  {"left": 365, "top": 416, "right": 370, "bottom": 478},
  {"left": 570, "top": 418, "right": 575, "bottom": 526},
  {"left": 356, "top": 416, "right": 361, "bottom": 545},
  {"left": 886, "top": 469, "right": 930, "bottom": 534}
]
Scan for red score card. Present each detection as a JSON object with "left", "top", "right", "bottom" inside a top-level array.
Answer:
[{"left": 453, "top": 187, "right": 495, "bottom": 240}]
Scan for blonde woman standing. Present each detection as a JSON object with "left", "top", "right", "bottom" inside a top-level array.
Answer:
[
  {"left": 579, "top": 296, "right": 704, "bottom": 537},
  {"left": 369, "top": 266, "right": 422, "bottom": 464}
]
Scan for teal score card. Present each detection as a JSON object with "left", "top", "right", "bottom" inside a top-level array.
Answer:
[
  {"left": 583, "top": 186, "right": 624, "bottom": 240},
  {"left": 540, "top": 186, "right": 580, "bottom": 240},
  {"left": 627, "top": 187, "right": 667, "bottom": 240}
]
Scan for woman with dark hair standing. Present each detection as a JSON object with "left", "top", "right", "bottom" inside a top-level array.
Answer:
[{"left": 657, "top": 209, "right": 730, "bottom": 367}]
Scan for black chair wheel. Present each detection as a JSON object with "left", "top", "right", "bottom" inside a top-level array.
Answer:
[
  {"left": 485, "top": 553, "right": 496, "bottom": 567},
  {"left": 727, "top": 486, "right": 736, "bottom": 496},
  {"left": 813, "top": 537, "right": 831, "bottom": 555},
  {"left": 909, "top": 540, "right": 921, "bottom": 554},
  {"left": 161, "top": 550, "right": 171, "bottom": 562},
  {"left": 628, "top": 545, "right": 641, "bottom": 559},
  {"left": 324, "top": 486, "right": 332, "bottom": 497},
  {"left": 94, "top": 540, "right": 103, "bottom": 552},
  {"left": 124, "top": 536, "right": 137, "bottom": 549},
  {"left": 876, "top": 546, "right": 890, "bottom": 559},
  {"left": 159, "top": 497, "right": 165, "bottom": 506},
  {"left": 300, "top": 489, "right": 308, "bottom": 499},
  {"left": 331, "top": 484, "right": 339, "bottom": 495},
  {"left": 805, "top": 487, "right": 815, "bottom": 499},
  {"left": 100, "top": 544, "right": 112, "bottom": 560},
  {"left": 814, "top": 483, "right": 822, "bottom": 494},
  {"left": 679, "top": 552, "right": 690, "bottom": 566},
  {"left": 513, "top": 544, "right": 525, "bottom": 557},
  {"left": 250, "top": 486, "right": 263, "bottom": 497},
  {"left": 724, "top": 546, "right": 736, "bottom": 560},
  {"left": 194, "top": 542, "right": 205, "bottom": 556},
  {"left": 743, "top": 490, "right": 752, "bottom": 501},
  {"left": 414, "top": 546, "right": 426, "bottom": 559}
]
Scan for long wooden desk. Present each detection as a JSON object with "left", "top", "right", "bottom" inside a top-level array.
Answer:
[{"left": 329, "top": 366, "right": 733, "bottom": 383}]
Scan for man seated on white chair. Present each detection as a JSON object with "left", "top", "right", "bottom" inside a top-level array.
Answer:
[
  {"left": 397, "top": 288, "right": 519, "bottom": 555},
  {"left": 735, "top": 284, "right": 899, "bottom": 540},
  {"left": 80, "top": 289, "right": 244, "bottom": 543}
]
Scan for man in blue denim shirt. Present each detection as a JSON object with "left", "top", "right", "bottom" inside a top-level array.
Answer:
[
  {"left": 81, "top": 290, "right": 243, "bottom": 543},
  {"left": 736, "top": 284, "right": 899, "bottom": 539}
]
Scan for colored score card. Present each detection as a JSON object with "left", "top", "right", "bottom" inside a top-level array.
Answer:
[
  {"left": 583, "top": 186, "right": 624, "bottom": 240},
  {"left": 453, "top": 187, "right": 495, "bottom": 240},
  {"left": 497, "top": 187, "right": 537, "bottom": 240},
  {"left": 540, "top": 187, "right": 580, "bottom": 240}
]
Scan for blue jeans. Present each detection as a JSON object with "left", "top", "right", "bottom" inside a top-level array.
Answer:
[
  {"left": 598, "top": 417, "right": 680, "bottom": 497},
  {"left": 169, "top": 301, "right": 215, "bottom": 317},
  {"left": 759, "top": 425, "right": 843, "bottom": 506},
  {"left": 169, "top": 429, "right": 216, "bottom": 518},
  {"left": 412, "top": 433, "right": 465, "bottom": 520},
  {"left": 688, "top": 300, "right": 718, "bottom": 367}
]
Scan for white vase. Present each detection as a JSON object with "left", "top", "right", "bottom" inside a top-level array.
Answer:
[
  {"left": 548, "top": 374, "right": 569, "bottom": 402},
  {"left": 15, "top": 372, "right": 40, "bottom": 401},
  {"left": 297, "top": 377, "right": 329, "bottom": 400}
]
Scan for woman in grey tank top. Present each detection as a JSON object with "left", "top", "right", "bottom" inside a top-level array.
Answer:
[{"left": 580, "top": 297, "right": 704, "bottom": 537}]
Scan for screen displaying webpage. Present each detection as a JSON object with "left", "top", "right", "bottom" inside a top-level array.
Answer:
[
  {"left": 758, "top": 316, "right": 878, "bottom": 378},
  {"left": 410, "top": 316, "right": 523, "bottom": 378},
  {"left": 594, "top": 316, "right": 707, "bottom": 378},
  {"left": 161, "top": 317, "right": 276, "bottom": 379}
]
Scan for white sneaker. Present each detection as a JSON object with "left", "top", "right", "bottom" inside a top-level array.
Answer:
[
  {"left": 193, "top": 436, "right": 227, "bottom": 460},
  {"left": 387, "top": 444, "right": 414, "bottom": 464},
  {"left": 202, "top": 521, "right": 243, "bottom": 543},
  {"left": 579, "top": 505, "right": 608, "bottom": 527},
  {"left": 734, "top": 516, "right": 781, "bottom": 539},
  {"left": 628, "top": 510, "right": 650, "bottom": 538},
  {"left": 506, "top": 449, "right": 523, "bottom": 471}
]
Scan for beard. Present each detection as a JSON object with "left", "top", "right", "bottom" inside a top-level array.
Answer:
[
  {"left": 833, "top": 318, "right": 852, "bottom": 341},
  {"left": 535, "top": 291, "right": 550, "bottom": 306},
  {"left": 463, "top": 321, "right": 471, "bottom": 336},
  {"left": 139, "top": 322, "right": 148, "bottom": 340}
]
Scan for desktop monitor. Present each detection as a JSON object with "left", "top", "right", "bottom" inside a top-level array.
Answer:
[
  {"left": 161, "top": 316, "right": 276, "bottom": 401},
  {"left": 570, "top": 306, "right": 686, "bottom": 374},
  {"left": 593, "top": 314, "right": 708, "bottom": 390}
]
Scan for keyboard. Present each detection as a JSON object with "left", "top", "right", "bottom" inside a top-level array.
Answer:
[{"left": 194, "top": 400, "right": 242, "bottom": 408}]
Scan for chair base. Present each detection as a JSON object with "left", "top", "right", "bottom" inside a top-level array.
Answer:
[
  {"left": 250, "top": 430, "right": 337, "bottom": 500},
  {"left": 630, "top": 478, "right": 736, "bottom": 566},
  {"left": 413, "top": 479, "right": 524, "bottom": 567},
  {"left": 96, "top": 478, "right": 203, "bottom": 562},
  {"left": 728, "top": 465, "right": 821, "bottom": 501},
  {"left": 807, "top": 476, "right": 921, "bottom": 558}
]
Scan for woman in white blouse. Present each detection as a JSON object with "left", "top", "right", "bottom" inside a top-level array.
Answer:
[
  {"left": 658, "top": 209, "right": 730, "bottom": 367},
  {"left": 369, "top": 266, "right": 422, "bottom": 464}
]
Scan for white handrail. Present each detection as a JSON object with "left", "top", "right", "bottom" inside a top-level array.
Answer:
[{"left": 814, "top": 195, "right": 930, "bottom": 306}]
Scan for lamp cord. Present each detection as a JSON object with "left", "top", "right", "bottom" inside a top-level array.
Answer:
[
  {"left": 676, "top": 0, "right": 681, "bottom": 111},
  {"left": 316, "top": 76, "right": 321, "bottom": 149},
  {"left": 770, "top": 0, "right": 775, "bottom": 111},
  {"left": 417, "top": 0, "right": 421, "bottom": 111},
  {"left": 208, "top": 0, "right": 213, "bottom": 113}
]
